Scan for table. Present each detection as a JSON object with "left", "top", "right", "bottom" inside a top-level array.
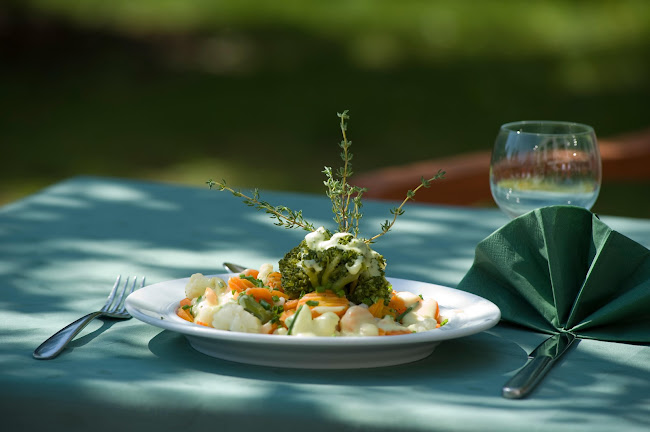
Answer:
[{"left": 1, "top": 176, "right": 649, "bottom": 432}]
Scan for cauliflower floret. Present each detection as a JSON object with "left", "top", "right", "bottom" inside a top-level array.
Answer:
[
  {"left": 212, "top": 303, "right": 262, "bottom": 333},
  {"left": 286, "top": 304, "right": 314, "bottom": 336},
  {"left": 402, "top": 298, "right": 440, "bottom": 332},
  {"left": 194, "top": 302, "right": 221, "bottom": 326},
  {"left": 287, "top": 308, "right": 341, "bottom": 337},
  {"left": 185, "top": 273, "right": 226, "bottom": 299},
  {"left": 407, "top": 319, "right": 439, "bottom": 333},
  {"left": 311, "top": 312, "right": 340, "bottom": 337},
  {"left": 376, "top": 316, "right": 409, "bottom": 333},
  {"left": 395, "top": 291, "right": 421, "bottom": 308},
  {"left": 257, "top": 263, "right": 274, "bottom": 285},
  {"left": 416, "top": 298, "right": 439, "bottom": 319},
  {"left": 358, "top": 322, "right": 379, "bottom": 336},
  {"left": 260, "top": 321, "right": 276, "bottom": 334},
  {"left": 274, "top": 327, "right": 289, "bottom": 335},
  {"left": 340, "top": 305, "right": 378, "bottom": 336}
]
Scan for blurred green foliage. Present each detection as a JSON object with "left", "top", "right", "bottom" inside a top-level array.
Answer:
[{"left": 1, "top": 0, "right": 649, "bottom": 217}]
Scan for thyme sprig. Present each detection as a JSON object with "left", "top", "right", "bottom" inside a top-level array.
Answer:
[
  {"left": 323, "top": 110, "right": 368, "bottom": 237},
  {"left": 208, "top": 110, "right": 445, "bottom": 243},
  {"left": 324, "top": 110, "right": 445, "bottom": 243},
  {"left": 206, "top": 179, "right": 315, "bottom": 231},
  {"left": 366, "top": 170, "right": 446, "bottom": 243}
]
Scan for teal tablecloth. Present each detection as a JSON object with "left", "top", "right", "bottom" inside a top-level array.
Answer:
[{"left": 1, "top": 177, "right": 649, "bottom": 431}]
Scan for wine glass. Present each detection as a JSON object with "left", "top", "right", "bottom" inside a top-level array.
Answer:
[{"left": 489, "top": 121, "right": 602, "bottom": 219}]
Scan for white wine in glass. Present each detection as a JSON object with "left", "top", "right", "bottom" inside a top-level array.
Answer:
[{"left": 490, "top": 121, "right": 602, "bottom": 219}]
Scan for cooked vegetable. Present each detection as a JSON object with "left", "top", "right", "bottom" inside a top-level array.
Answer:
[
  {"left": 228, "top": 276, "right": 256, "bottom": 293},
  {"left": 243, "top": 287, "right": 288, "bottom": 304},
  {"left": 287, "top": 305, "right": 307, "bottom": 335},
  {"left": 367, "top": 299, "right": 388, "bottom": 318},
  {"left": 179, "top": 268, "right": 446, "bottom": 336},
  {"left": 387, "top": 292, "right": 407, "bottom": 316},
  {"left": 238, "top": 294, "right": 273, "bottom": 324},
  {"left": 277, "top": 243, "right": 311, "bottom": 297},
  {"left": 396, "top": 304, "right": 417, "bottom": 323},
  {"left": 297, "top": 291, "right": 350, "bottom": 317},
  {"left": 176, "top": 307, "right": 193, "bottom": 322},
  {"left": 266, "top": 271, "right": 283, "bottom": 290},
  {"left": 283, "top": 299, "right": 299, "bottom": 311},
  {"left": 279, "top": 227, "right": 392, "bottom": 304},
  {"left": 378, "top": 329, "right": 412, "bottom": 336}
]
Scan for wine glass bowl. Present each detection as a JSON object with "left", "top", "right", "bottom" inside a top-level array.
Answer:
[{"left": 490, "top": 121, "right": 602, "bottom": 219}]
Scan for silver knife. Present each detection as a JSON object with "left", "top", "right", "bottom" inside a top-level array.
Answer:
[{"left": 502, "top": 332, "right": 577, "bottom": 399}]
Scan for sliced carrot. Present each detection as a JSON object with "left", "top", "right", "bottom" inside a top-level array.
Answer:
[
  {"left": 242, "top": 268, "right": 259, "bottom": 279},
  {"left": 387, "top": 292, "right": 407, "bottom": 315},
  {"left": 284, "top": 299, "right": 299, "bottom": 310},
  {"left": 266, "top": 271, "right": 283, "bottom": 290},
  {"left": 271, "top": 289, "right": 290, "bottom": 300},
  {"left": 195, "top": 320, "right": 210, "bottom": 327},
  {"left": 203, "top": 287, "right": 218, "bottom": 305},
  {"left": 298, "top": 291, "right": 350, "bottom": 318},
  {"left": 381, "top": 329, "right": 413, "bottom": 336},
  {"left": 368, "top": 299, "right": 388, "bottom": 318},
  {"left": 228, "top": 276, "right": 256, "bottom": 293},
  {"left": 279, "top": 309, "right": 296, "bottom": 327},
  {"left": 179, "top": 298, "right": 192, "bottom": 308},
  {"left": 240, "top": 287, "right": 291, "bottom": 305},
  {"left": 261, "top": 322, "right": 279, "bottom": 334},
  {"left": 176, "top": 307, "right": 193, "bottom": 322},
  {"left": 244, "top": 287, "right": 274, "bottom": 304}
]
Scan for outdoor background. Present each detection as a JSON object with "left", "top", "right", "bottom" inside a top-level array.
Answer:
[{"left": 2, "top": 0, "right": 649, "bottom": 217}]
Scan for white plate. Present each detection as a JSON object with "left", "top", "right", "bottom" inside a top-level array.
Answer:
[{"left": 125, "top": 274, "right": 500, "bottom": 369}]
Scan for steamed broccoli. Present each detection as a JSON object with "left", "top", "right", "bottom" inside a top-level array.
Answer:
[
  {"left": 278, "top": 227, "right": 393, "bottom": 303},
  {"left": 278, "top": 242, "right": 312, "bottom": 298},
  {"left": 348, "top": 264, "right": 392, "bottom": 306}
]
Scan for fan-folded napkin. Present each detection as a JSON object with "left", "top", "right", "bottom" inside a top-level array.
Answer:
[{"left": 456, "top": 206, "right": 650, "bottom": 342}]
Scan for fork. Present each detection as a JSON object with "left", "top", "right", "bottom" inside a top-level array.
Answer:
[{"left": 33, "top": 275, "right": 145, "bottom": 360}]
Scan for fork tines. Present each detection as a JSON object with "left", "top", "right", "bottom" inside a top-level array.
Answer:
[{"left": 102, "top": 275, "right": 145, "bottom": 316}]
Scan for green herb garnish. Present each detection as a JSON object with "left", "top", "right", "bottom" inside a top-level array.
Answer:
[
  {"left": 287, "top": 305, "right": 305, "bottom": 335},
  {"left": 239, "top": 274, "right": 265, "bottom": 287},
  {"left": 237, "top": 294, "right": 272, "bottom": 323},
  {"left": 208, "top": 110, "right": 444, "bottom": 243},
  {"left": 207, "top": 180, "right": 315, "bottom": 231},
  {"left": 395, "top": 304, "right": 417, "bottom": 323}
]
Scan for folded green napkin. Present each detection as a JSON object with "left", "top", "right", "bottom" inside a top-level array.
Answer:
[{"left": 456, "top": 205, "right": 650, "bottom": 343}]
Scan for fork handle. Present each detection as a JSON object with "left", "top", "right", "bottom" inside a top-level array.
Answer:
[{"left": 33, "top": 312, "right": 102, "bottom": 360}]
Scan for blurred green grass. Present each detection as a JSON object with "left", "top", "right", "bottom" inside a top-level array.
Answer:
[{"left": 1, "top": 0, "right": 649, "bottom": 217}]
